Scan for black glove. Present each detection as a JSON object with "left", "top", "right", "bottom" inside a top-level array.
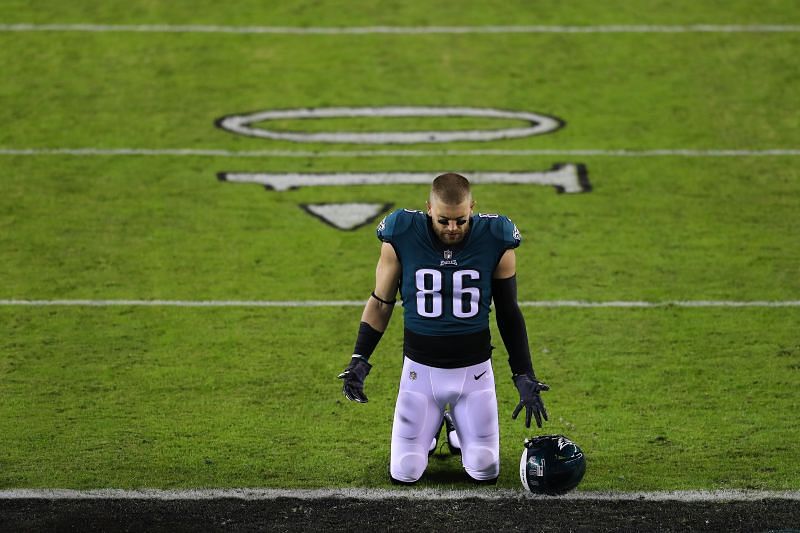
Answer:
[
  {"left": 338, "top": 357, "right": 372, "bottom": 403},
  {"left": 512, "top": 373, "right": 550, "bottom": 428}
]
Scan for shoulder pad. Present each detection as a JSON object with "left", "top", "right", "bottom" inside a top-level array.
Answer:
[
  {"left": 377, "top": 209, "right": 421, "bottom": 243},
  {"left": 482, "top": 213, "right": 521, "bottom": 249}
]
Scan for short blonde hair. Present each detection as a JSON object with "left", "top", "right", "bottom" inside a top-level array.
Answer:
[{"left": 431, "top": 173, "right": 471, "bottom": 205}]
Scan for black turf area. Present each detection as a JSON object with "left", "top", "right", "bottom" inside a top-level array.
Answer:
[{"left": 1, "top": 498, "right": 799, "bottom": 532}]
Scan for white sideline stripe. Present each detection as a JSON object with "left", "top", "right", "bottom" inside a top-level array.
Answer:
[
  {"left": 1, "top": 300, "right": 799, "bottom": 308},
  {"left": 0, "top": 488, "right": 798, "bottom": 501},
  {"left": 2, "top": 148, "right": 800, "bottom": 158},
  {"left": 2, "top": 24, "right": 800, "bottom": 35}
]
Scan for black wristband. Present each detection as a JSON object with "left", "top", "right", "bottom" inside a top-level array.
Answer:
[{"left": 353, "top": 321, "right": 384, "bottom": 361}]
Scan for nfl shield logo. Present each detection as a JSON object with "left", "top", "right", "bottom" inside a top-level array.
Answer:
[{"left": 444, "top": 250, "right": 453, "bottom": 260}]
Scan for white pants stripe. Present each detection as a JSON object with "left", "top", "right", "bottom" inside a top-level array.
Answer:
[{"left": 390, "top": 357, "right": 500, "bottom": 482}]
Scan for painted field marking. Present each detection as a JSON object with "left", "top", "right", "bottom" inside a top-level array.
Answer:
[
  {"left": 0, "top": 488, "right": 798, "bottom": 501},
  {"left": 3, "top": 24, "right": 800, "bottom": 35},
  {"left": 301, "top": 202, "right": 392, "bottom": 230},
  {"left": 216, "top": 107, "right": 563, "bottom": 144},
  {"left": 218, "top": 165, "right": 590, "bottom": 194},
  {"left": 1, "top": 300, "right": 799, "bottom": 308},
  {"left": 2, "top": 148, "right": 800, "bottom": 158}
]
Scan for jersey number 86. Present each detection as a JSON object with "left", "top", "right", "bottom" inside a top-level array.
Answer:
[{"left": 415, "top": 269, "right": 480, "bottom": 319}]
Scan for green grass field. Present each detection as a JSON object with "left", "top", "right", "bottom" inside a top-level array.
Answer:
[{"left": 1, "top": 1, "right": 798, "bottom": 491}]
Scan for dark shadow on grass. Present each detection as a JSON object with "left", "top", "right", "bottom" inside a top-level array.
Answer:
[
  {"left": 413, "top": 454, "right": 480, "bottom": 487},
  {"left": 358, "top": 452, "right": 480, "bottom": 488}
]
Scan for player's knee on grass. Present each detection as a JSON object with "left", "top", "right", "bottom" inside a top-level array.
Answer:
[
  {"left": 390, "top": 452, "right": 427, "bottom": 483},
  {"left": 390, "top": 390, "right": 432, "bottom": 481},
  {"left": 462, "top": 445, "right": 500, "bottom": 481}
]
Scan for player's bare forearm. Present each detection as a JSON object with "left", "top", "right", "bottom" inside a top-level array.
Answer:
[
  {"left": 361, "top": 242, "right": 401, "bottom": 332},
  {"left": 338, "top": 242, "right": 400, "bottom": 403},
  {"left": 361, "top": 297, "right": 395, "bottom": 332}
]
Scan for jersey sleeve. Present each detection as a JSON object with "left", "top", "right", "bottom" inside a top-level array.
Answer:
[
  {"left": 376, "top": 209, "right": 416, "bottom": 243},
  {"left": 490, "top": 216, "right": 522, "bottom": 250}
]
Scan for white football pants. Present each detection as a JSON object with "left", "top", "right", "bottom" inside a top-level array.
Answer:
[{"left": 390, "top": 357, "right": 500, "bottom": 483}]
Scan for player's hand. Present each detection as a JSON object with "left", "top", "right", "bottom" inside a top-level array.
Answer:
[
  {"left": 512, "top": 373, "right": 550, "bottom": 428},
  {"left": 338, "top": 357, "right": 372, "bottom": 403}
]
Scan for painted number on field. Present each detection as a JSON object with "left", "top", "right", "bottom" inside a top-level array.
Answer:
[{"left": 214, "top": 106, "right": 592, "bottom": 230}]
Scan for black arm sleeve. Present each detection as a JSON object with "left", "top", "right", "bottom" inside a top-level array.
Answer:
[{"left": 492, "top": 275, "right": 535, "bottom": 376}]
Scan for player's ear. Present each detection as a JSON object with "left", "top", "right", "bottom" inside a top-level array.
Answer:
[
  {"left": 470, "top": 199, "right": 475, "bottom": 213},
  {"left": 426, "top": 200, "right": 432, "bottom": 215}
]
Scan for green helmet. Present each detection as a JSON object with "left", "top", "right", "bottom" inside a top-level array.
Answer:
[{"left": 519, "top": 435, "right": 586, "bottom": 494}]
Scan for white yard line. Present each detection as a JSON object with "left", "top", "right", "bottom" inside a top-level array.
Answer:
[
  {"left": 1, "top": 299, "right": 799, "bottom": 308},
  {"left": 520, "top": 300, "right": 800, "bottom": 308},
  {"left": 2, "top": 24, "right": 800, "bottom": 35},
  {"left": 2, "top": 148, "right": 800, "bottom": 158},
  {"left": 0, "top": 299, "right": 364, "bottom": 307},
  {"left": 0, "top": 488, "right": 798, "bottom": 501}
]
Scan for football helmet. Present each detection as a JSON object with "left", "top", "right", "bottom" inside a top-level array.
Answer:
[{"left": 519, "top": 435, "right": 586, "bottom": 494}]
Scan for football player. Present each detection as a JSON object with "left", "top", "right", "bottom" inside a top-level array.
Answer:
[{"left": 338, "top": 173, "right": 549, "bottom": 484}]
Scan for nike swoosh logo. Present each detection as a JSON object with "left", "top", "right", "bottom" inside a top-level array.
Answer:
[{"left": 474, "top": 371, "right": 487, "bottom": 380}]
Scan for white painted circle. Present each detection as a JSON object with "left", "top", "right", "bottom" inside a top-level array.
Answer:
[{"left": 216, "top": 106, "right": 562, "bottom": 144}]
